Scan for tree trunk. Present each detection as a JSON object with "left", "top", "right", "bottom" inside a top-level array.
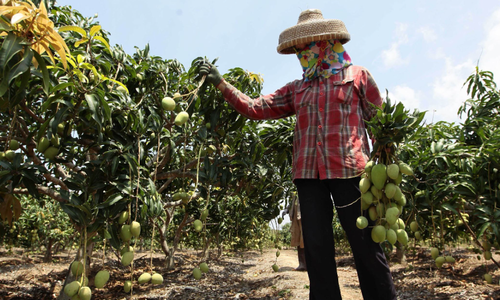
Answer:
[
  {"left": 200, "top": 236, "right": 212, "bottom": 261},
  {"left": 173, "top": 212, "right": 190, "bottom": 252},
  {"left": 216, "top": 233, "right": 223, "bottom": 259},
  {"left": 57, "top": 241, "right": 94, "bottom": 299},
  {"left": 156, "top": 219, "right": 175, "bottom": 270},
  {"left": 57, "top": 247, "right": 81, "bottom": 300},
  {"left": 165, "top": 248, "right": 175, "bottom": 270},
  {"left": 395, "top": 244, "right": 407, "bottom": 265},
  {"left": 44, "top": 238, "right": 54, "bottom": 263}
]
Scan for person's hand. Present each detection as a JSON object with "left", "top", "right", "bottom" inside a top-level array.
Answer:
[{"left": 199, "top": 62, "right": 223, "bottom": 87}]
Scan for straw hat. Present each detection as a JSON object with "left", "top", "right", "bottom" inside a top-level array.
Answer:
[{"left": 277, "top": 9, "right": 350, "bottom": 54}]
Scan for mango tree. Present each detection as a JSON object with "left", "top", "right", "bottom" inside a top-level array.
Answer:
[
  {"left": 0, "top": 1, "right": 290, "bottom": 297},
  {"left": 400, "top": 68, "right": 500, "bottom": 279}
]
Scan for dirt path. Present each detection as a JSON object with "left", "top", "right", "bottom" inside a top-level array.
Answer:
[
  {"left": 237, "top": 248, "right": 361, "bottom": 299},
  {"left": 0, "top": 246, "right": 499, "bottom": 299}
]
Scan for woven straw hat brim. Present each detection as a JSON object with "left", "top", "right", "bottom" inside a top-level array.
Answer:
[{"left": 277, "top": 10, "right": 350, "bottom": 54}]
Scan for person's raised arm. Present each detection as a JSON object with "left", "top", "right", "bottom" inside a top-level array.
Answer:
[
  {"left": 199, "top": 62, "right": 227, "bottom": 93},
  {"left": 198, "top": 62, "right": 295, "bottom": 120}
]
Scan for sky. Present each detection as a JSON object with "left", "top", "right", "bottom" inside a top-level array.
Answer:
[{"left": 56, "top": 0, "right": 500, "bottom": 125}]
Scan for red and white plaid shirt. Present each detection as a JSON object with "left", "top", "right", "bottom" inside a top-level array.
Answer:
[{"left": 220, "top": 65, "right": 382, "bottom": 181}]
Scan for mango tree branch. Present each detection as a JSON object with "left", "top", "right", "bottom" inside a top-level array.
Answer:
[
  {"left": 55, "top": 164, "right": 69, "bottom": 181},
  {"left": 457, "top": 209, "right": 500, "bottom": 269},
  {"left": 26, "top": 142, "right": 69, "bottom": 191},
  {"left": 20, "top": 100, "right": 45, "bottom": 123},
  {"left": 157, "top": 178, "right": 174, "bottom": 194},
  {"left": 14, "top": 185, "right": 66, "bottom": 203},
  {"left": 63, "top": 162, "right": 86, "bottom": 176},
  {"left": 156, "top": 157, "right": 206, "bottom": 181}
]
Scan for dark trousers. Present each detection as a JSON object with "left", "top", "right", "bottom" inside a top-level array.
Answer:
[{"left": 295, "top": 178, "right": 397, "bottom": 300}]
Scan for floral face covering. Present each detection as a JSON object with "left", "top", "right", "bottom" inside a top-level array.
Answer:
[{"left": 296, "top": 40, "right": 352, "bottom": 81}]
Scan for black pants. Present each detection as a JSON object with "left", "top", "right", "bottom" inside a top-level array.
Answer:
[{"left": 295, "top": 178, "right": 397, "bottom": 300}]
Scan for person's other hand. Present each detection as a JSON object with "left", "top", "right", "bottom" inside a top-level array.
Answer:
[{"left": 199, "top": 62, "right": 223, "bottom": 87}]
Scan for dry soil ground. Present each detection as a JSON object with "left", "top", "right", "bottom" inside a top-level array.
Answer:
[{"left": 0, "top": 246, "right": 499, "bottom": 299}]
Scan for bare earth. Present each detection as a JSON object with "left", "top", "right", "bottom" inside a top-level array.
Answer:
[{"left": 0, "top": 246, "right": 499, "bottom": 299}]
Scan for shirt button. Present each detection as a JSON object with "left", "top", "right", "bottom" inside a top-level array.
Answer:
[
  {"left": 317, "top": 142, "right": 322, "bottom": 146},
  {"left": 318, "top": 125, "right": 322, "bottom": 129},
  {"left": 319, "top": 108, "right": 324, "bottom": 112}
]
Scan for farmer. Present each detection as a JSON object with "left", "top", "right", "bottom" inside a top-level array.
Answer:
[
  {"left": 283, "top": 192, "right": 307, "bottom": 271},
  {"left": 199, "top": 9, "right": 397, "bottom": 300}
]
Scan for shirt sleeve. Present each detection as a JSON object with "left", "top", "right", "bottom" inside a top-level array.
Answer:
[
  {"left": 358, "top": 68, "right": 383, "bottom": 122},
  {"left": 219, "top": 79, "right": 296, "bottom": 120},
  {"left": 357, "top": 68, "right": 383, "bottom": 147}
]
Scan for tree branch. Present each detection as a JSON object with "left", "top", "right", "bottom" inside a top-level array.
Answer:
[
  {"left": 20, "top": 101, "right": 45, "bottom": 123},
  {"left": 156, "top": 158, "right": 205, "bottom": 181},
  {"left": 14, "top": 185, "right": 66, "bottom": 203}
]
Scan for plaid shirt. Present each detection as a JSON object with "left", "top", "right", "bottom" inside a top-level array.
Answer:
[{"left": 220, "top": 65, "right": 382, "bottom": 180}]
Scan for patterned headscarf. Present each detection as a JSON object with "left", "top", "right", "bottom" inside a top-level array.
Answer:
[{"left": 296, "top": 40, "right": 352, "bottom": 81}]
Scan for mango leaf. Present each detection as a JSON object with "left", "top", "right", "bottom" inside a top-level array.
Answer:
[
  {"left": 93, "top": 36, "right": 112, "bottom": 55},
  {"left": 441, "top": 202, "right": 459, "bottom": 215},
  {"left": 72, "top": 69, "right": 86, "bottom": 82},
  {"left": 89, "top": 25, "right": 101, "bottom": 37},
  {"left": 79, "top": 62, "right": 98, "bottom": 72},
  {"left": 21, "top": 176, "right": 39, "bottom": 198},
  {"left": 98, "top": 193, "right": 123, "bottom": 209},
  {"left": 123, "top": 153, "right": 138, "bottom": 178},
  {"left": 11, "top": 12, "right": 30, "bottom": 24},
  {"left": 0, "top": 18, "right": 11, "bottom": 31},
  {"left": 85, "top": 93, "right": 102, "bottom": 127},
  {"left": 0, "top": 32, "right": 24, "bottom": 70},
  {"left": 0, "top": 194, "right": 22, "bottom": 226},
  {"left": 60, "top": 202, "right": 86, "bottom": 225},
  {"left": 32, "top": 51, "right": 50, "bottom": 95},
  {"left": 101, "top": 75, "right": 127, "bottom": 92},
  {"left": 58, "top": 25, "right": 87, "bottom": 37},
  {"left": 0, "top": 45, "right": 33, "bottom": 97},
  {"left": 51, "top": 82, "right": 73, "bottom": 93},
  {"left": 477, "top": 222, "right": 491, "bottom": 238},
  {"left": 74, "top": 37, "right": 89, "bottom": 48},
  {"left": 10, "top": 68, "right": 29, "bottom": 107}
]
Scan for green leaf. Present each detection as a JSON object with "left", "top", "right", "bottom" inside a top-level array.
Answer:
[
  {"left": 85, "top": 93, "right": 102, "bottom": 127},
  {"left": 93, "top": 35, "right": 112, "bottom": 55},
  {"left": 74, "top": 37, "right": 89, "bottom": 48},
  {"left": 0, "top": 18, "right": 11, "bottom": 31},
  {"left": 123, "top": 153, "right": 138, "bottom": 178},
  {"left": 58, "top": 25, "right": 87, "bottom": 37},
  {"left": 21, "top": 176, "right": 39, "bottom": 198},
  {"left": 72, "top": 69, "right": 86, "bottom": 82},
  {"left": 10, "top": 68, "right": 29, "bottom": 107},
  {"left": 0, "top": 32, "right": 24, "bottom": 70},
  {"left": 0, "top": 45, "right": 33, "bottom": 97},
  {"left": 198, "top": 126, "right": 207, "bottom": 139},
  {"left": 98, "top": 193, "right": 123, "bottom": 209},
  {"left": 51, "top": 82, "right": 74, "bottom": 93},
  {"left": 89, "top": 25, "right": 101, "bottom": 37},
  {"left": 32, "top": 51, "right": 50, "bottom": 95},
  {"left": 101, "top": 75, "right": 127, "bottom": 92},
  {"left": 60, "top": 203, "right": 86, "bottom": 225},
  {"left": 7, "top": 47, "right": 33, "bottom": 82},
  {"left": 98, "top": 94, "right": 111, "bottom": 121},
  {"left": 477, "top": 222, "right": 491, "bottom": 238},
  {"left": 441, "top": 203, "right": 458, "bottom": 215}
]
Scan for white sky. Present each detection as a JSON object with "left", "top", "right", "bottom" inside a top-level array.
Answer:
[{"left": 57, "top": 0, "right": 500, "bottom": 125}]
